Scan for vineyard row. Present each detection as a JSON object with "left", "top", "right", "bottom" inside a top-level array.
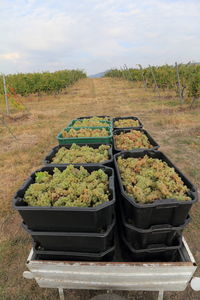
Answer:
[
  {"left": 0, "top": 69, "right": 86, "bottom": 96},
  {"left": 105, "top": 64, "right": 200, "bottom": 102}
]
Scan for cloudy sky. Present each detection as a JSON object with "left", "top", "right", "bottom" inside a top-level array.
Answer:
[{"left": 0, "top": 0, "right": 200, "bottom": 75}]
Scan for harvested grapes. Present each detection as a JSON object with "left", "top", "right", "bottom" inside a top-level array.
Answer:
[
  {"left": 24, "top": 165, "right": 109, "bottom": 207},
  {"left": 114, "top": 119, "right": 139, "bottom": 128},
  {"left": 114, "top": 130, "right": 152, "bottom": 150},
  {"left": 72, "top": 117, "right": 109, "bottom": 127},
  {"left": 62, "top": 128, "right": 109, "bottom": 138},
  {"left": 52, "top": 144, "right": 110, "bottom": 164},
  {"left": 117, "top": 155, "right": 191, "bottom": 204}
]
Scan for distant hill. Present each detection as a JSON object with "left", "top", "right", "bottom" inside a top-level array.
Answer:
[
  {"left": 88, "top": 71, "right": 108, "bottom": 78},
  {"left": 190, "top": 62, "right": 200, "bottom": 65}
]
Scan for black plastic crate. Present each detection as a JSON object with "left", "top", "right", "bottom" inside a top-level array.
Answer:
[
  {"left": 114, "top": 150, "right": 198, "bottom": 228},
  {"left": 22, "top": 219, "right": 115, "bottom": 252},
  {"left": 13, "top": 165, "right": 115, "bottom": 232},
  {"left": 31, "top": 230, "right": 190, "bottom": 263},
  {"left": 120, "top": 207, "right": 190, "bottom": 249},
  {"left": 33, "top": 243, "right": 115, "bottom": 261},
  {"left": 113, "top": 116, "right": 143, "bottom": 130},
  {"left": 44, "top": 143, "right": 113, "bottom": 167},
  {"left": 113, "top": 128, "right": 160, "bottom": 152},
  {"left": 120, "top": 234, "right": 182, "bottom": 262}
]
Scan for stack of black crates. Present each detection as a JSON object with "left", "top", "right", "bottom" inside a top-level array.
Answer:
[
  {"left": 13, "top": 115, "right": 198, "bottom": 262},
  {"left": 112, "top": 116, "right": 197, "bottom": 261},
  {"left": 14, "top": 116, "right": 116, "bottom": 261}
]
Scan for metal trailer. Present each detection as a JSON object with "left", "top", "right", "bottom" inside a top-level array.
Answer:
[{"left": 23, "top": 237, "right": 200, "bottom": 300}]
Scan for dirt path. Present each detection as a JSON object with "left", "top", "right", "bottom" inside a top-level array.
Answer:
[{"left": 0, "top": 78, "right": 200, "bottom": 300}]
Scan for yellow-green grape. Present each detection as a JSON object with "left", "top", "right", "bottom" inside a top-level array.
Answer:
[
  {"left": 52, "top": 144, "right": 110, "bottom": 164},
  {"left": 72, "top": 117, "right": 109, "bottom": 127},
  {"left": 62, "top": 128, "right": 109, "bottom": 138},
  {"left": 117, "top": 156, "right": 191, "bottom": 204},
  {"left": 114, "top": 119, "right": 139, "bottom": 128},
  {"left": 115, "top": 130, "right": 152, "bottom": 150},
  {"left": 24, "top": 183, "right": 51, "bottom": 206},
  {"left": 24, "top": 166, "right": 109, "bottom": 207}
]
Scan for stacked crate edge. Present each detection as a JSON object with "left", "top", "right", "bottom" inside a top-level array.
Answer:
[
  {"left": 22, "top": 219, "right": 115, "bottom": 253},
  {"left": 57, "top": 126, "right": 113, "bottom": 145},
  {"left": 33, "top": 243, "right": 115, "bottom": 261}
]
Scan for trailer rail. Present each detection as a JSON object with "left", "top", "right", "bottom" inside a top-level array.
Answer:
[{"left": 23, "top": 237, "right": 200, "bottom": 300}]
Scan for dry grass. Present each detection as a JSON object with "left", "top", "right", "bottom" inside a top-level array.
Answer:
[{"left": 0, "top": 77, "right": 200, "bottom": 300}]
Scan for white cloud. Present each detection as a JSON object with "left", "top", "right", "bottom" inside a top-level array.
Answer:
[
  {"left": 0, "top": 52, "right": 22, "bottom": 61},
  {"left": 0, "top": 0, "right": 200, "bottom": 74}
]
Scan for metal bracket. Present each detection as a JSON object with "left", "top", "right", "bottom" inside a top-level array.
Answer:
[
  {"left": 58, "top": 288, "right": 65, "bottom": 300},
  {"left": 158, "top": 290, "right": 164, "bottom": 300},
  {"left": 23, "top": 271, "right": 34, "bottom": 279}
]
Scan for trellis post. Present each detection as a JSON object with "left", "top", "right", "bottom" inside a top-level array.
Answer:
[{"left": 2, "top": 73, "right": 10, "bottom": 114}]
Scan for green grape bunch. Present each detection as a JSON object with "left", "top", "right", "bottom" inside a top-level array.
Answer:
[
  {"left": 114, "top": 130, "right": 152, "bottom": 150},
  {"left": 117, "top": 156, "right": 191, "bottom": 204},
  {"left": 52, "top": 144, "right": 110, "bottom": 164},
  {"left": 24, "top": 165, "right": 110, "bottom": 207},
  {"left": 114, "top": 119, "right": 139, "bottom": 128},
  {"left": 62, "top": 128, "right": 109, "bottom": 138},
  {"left": 72, "top": 117, "right": 109, "bottom": 127}
]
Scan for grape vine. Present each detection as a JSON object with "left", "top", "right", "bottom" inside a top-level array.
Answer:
[
  {"left": 105, "top": 64, "right": 200, "bottom": 105},
  {"left": 0, "top": 69, "right": 86, "bottom": 96}
]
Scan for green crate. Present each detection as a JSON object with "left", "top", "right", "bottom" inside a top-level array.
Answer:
[
  {"left": 57, "top": 126, "right": 113, "bottom": 145},
  {"left": 67, "top": 119, "right": 112, "bottom": 129}
]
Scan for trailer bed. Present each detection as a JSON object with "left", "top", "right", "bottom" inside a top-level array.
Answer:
[{"left": 23, "top": 237, "right": 199, "bottom": 300}]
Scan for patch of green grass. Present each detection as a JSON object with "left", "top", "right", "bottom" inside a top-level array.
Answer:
[
  {"left": 159, "top": 137, "right": 170, "bottom": 145},
  {"left": 0, "top": 241, "right": 10, "bottom": 264},
  {"left": 0, "top": 270, "right": 8, "bottom": 281},
  {"left": 171, "top": 147, "right": 184, "bottom": 155},
  {"left": 165, "top": 100, "right": 179, "bottom": 107},
  {"left": 187, "top": 168, "right": 200, "bottom": 179},
  {"left": 153, "top": 120, "right": 163, "bottom": 127},
  {"left": 177, "top": 138, "right": 191, "bottom": 145}
]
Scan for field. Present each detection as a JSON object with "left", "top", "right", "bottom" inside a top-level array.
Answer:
[{"left": 0, "top": 77, "right": 200, "bottom": 300}]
